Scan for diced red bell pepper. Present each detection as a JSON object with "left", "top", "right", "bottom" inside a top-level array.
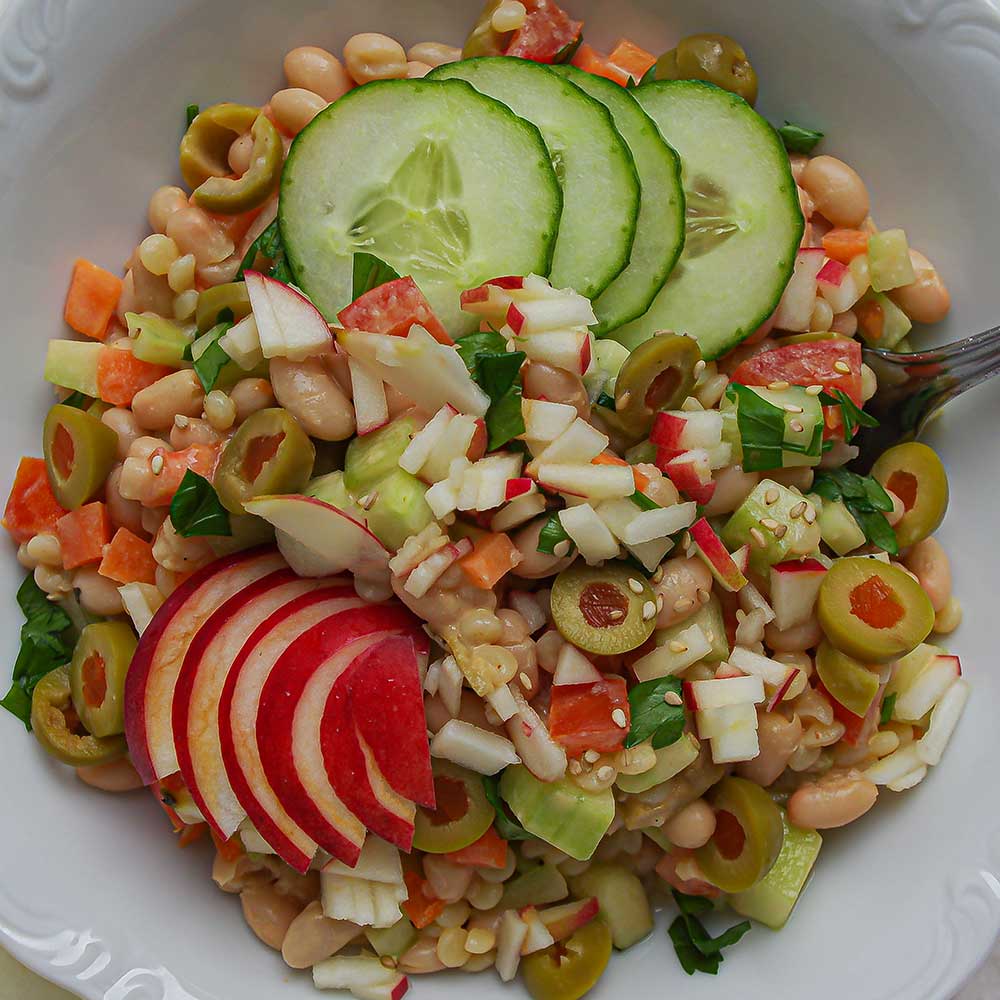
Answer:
[
  {"left": 548, "top": 675, "right": 630, "bottom": 757},
  {"left": 402, "top": 870, "right": 446, "bottom": 929},
  {"left": 55, "top": 501, "right": 111, "bottom": 569},
  {"left": 97, "top": 346, "right": 174, "bottom": 406},
  {"left": 99, "top": 527, "right": 157, "bottom": 585},
  {"left": 444, "top": 826, "right": 509, "bottom": 869},
  {"left": 337, "top": 276, "right": 452, "bottom": 345},
  {"left": 2, "top": 457, "right": 68, "bottom": 544}
]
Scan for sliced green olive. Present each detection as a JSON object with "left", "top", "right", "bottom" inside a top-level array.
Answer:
[
  {"left": 522, "top": 916, "right": 613, "bottom": 1000},
  {"left": 179, "top": 103, "right": 259, "bottom": 190},
  {"left": 609, "top": 334, "right": 701, "bottom": 441},
  {"left": 215, "top": 408, "right": 315, "bottom": 514},
  {"left": 551, "top": 564, "right": 656, "bottom": 656},
  {"left": 412, "top": 760, "right": 495, "bottom": 853},
  {"left": 31, "top": 666, "right": 127, "bottom": 766},
  {"left": 814, "top": 640, "right": 880, "bottom": 718},
  {"left": 870, "top": 442, "right": 948, "bottom": 549},
  {"left": 195, "top": 281, "right": 253, "bottom": 334},
  {"left": 69, "top": 622, "right": 137, "bottom": 738},
  {"left": 695, "top": 777, "right": 784, "bottom": 893},
  {"left": 817, "top": 557, "right": 934, "bottom": 663},
  {"left": 463, "top": 1, "right": 510, "bottom": 58},
  {"left": 656, "top": 34, "right": 758, "bottom": 106},
  {"left": 193, "top": 113, "right": 282, "bottom": 215},
  {"left": 43, "top": 404, "right": 119, "bottom": 510}
]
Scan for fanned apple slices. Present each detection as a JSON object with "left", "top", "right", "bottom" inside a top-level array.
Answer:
[{"left": 122, "top": 546, "right": 434, "bottom": 873}]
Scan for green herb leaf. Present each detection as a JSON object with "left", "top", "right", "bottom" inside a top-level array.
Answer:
[
  {"left": 778, "top": 121, "right": 824, "bottom": 154},
  {"left": 456, "top": 330, "right": 507, "bottom": 374},
  {"left": 726, "top": 383, "right": 786, "bottom": 472},
  {"left": 670, "top": 918, "right": 721, "bottom": 975},
  {"left": 630, "top": 490, "right": 660, "bottom": 511},
  {"left": 669, "top": 890, "right": 752, "bottom": 975},
  {"left": 595, "top": 391, "right": 617, "bottom": 410},
  {"left": 476, "top": 351, "right": 527, "bottom": 451},
  {"left": 1, "top": 574, "right": 74, "bottom": 728},
  {"left": 352, "top": 252, "right": 401, "bottom": 300},
  {"left": 625, "top": 675, "right": 686, "bottom": 750},
  {"left": 237, "top": 218, "right": 292, "bottom": 283},
  {"left": 60, "top": 391, "right": 91, "bottom": 410},
  {"left": 812, "top": 467, "right": 898, "bottom": 555},
  {"left": 536, "top": 511, "right": 572, "bottom": 556},
  {"left": 189, "top": 320, "right": 233, "bottom": 393},
  {"left": 482, "top": 773, "right": 534, "bottom": 841},
  {"left": 185, "top": 103, "right": 199, "bottom": 128},
  {"left": 880, "top": 691, "right": 898, "bottom": 725},
  {"left": 818, "top": 389, "right": 878, "bottom": 440},
  {"left": 170, "top": 470, "right": 232, "bottom": 538},
  {"left": 639, "top": 63, "right": 658, "bottom": 85}
]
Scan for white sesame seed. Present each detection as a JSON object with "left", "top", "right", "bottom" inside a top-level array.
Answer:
[
  {"left": 641, "top": 600, "right": 657, "bottom": 621},
  {"left": 768, "top": 380, "right": 790, "bottom": 390},
  {"left": 694, "top": 360, "right": 707, "bottom": 376},
  {"left": 174, "top": 414, "right": 190, "bottom": 429},
  {"left": 774, "top": 524, "right": 788, "bottom": 539},
  {"left": 765, "top": 488, "right": 779, "bottom": 505},
  {"left": 519, "top": 672, "right": 532, "bottom": 691},
  {"left": 663, "top": 691, "right": 683, "bottom": 706},
  {"left": 608, "top": 608, "right": 626, "bottom": 621},
  {"left": 674, "top": 596, "right": 694, "bottom": 613},
  {"left": 584, "top": 749, "right": 601, "bottom": 764},
  {"left": 804, "top": 505, "right": 817, "bottom": 524},
  {"left": 359, "top": 492, "right": 378, "bottom": 511},
  {"left": 750, "top": 527, "right": 767, "bottom": 548},
  {"left": 596, "top": 766, "right": 615, "bottom": 782},
  {"left": 150, "top": 455, "right": 164, "bottom": 475},
  {"left": 628, "top": 578, "right": 644, "bottom": 594},
  {"left": 656, "top": 595, "right": 665, "bottom": 613},
  {"left": 760, "top": 517, "right": 780, "bottom": 532},
  {"left": 834, "top": 360, "right": 851, "bottom": 374},
  {"left": 789, "top": 419, "right": 804, "bottom": 433},
  {"left": 668, "top": 640, "right": 688, "bottom": 653},
  {"left": 552, "top": 540, "right": 571, "bottom": 557},
  {"left": 784, "top": 404, "right": 804, "bottom": 414},
  {"left": 806, "top": 384, "right": 824, "bottom": 396},
  {"left": 790, "top": 500, "right": 807, "bottom": 519},
  {"left": 651, "top": 566, "right": 664, "bottom": 584},
  {"left": 611, "top": 708, "right": 628, "bottom": 728},
  {"left": 697, "top": 587, "right": 711, "bottom": 604}
]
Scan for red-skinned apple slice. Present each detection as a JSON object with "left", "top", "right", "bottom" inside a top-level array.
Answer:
[
  {"left": 245, "top": 270, "right": 332, "bottom": 361},
  {"left": 348, "top": 635, "right": 435, "bottom": 808},
  {"left": 689, "top": 517, "right": 748, "bottom": 592},
  {"left": 662, "top": 450, "right": 717, "bottom": 505},
  {"left": 257, "top": 604, "right": 421, "bottom": 854},
  {"left": 769, "top": 558, "right": 828, "bottom": 630},
  {"left": 537, "top": 897, "right": 600, "bottom": 942},
  {"left": 219, "top": 587, "right": 362, "bottom": 871},
  {"left": 172, "top": 569, "right": 324, "bottom": 840},
  {"left": 124, "top": 547, "right": 286, "bottom": 785},
  {"left": 773, "top": 248, "right": 825, "bottom": 332}
]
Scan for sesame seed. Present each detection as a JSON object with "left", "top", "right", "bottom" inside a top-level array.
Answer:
[
  {"left": 694, "top": 360, "right": 707, "bottom": 376},
  {"left": 611, "top": 708, "right": 628, "bottom": 728},
  {"left": 642, "top": 600, "right": 657, "bottom": 621},
  {"left": 774, "top": 524, "right": 788, "bottom": 539},
  {"left": 608, "top": 608, "right": 626, "bottom": 621},
  {"left": 656, "top": 595, "right": 664, "bottom": 613},
  {"left": 784, "top": 404, "right": 804, "bottom": 414},
  {"left": 569, "top": 759, "right": 583, "bottom": 774},
  {"left": 519, "top": 672, "right": 533, "bottom": 691},
  {"left": 552, "top": 540, "right": 571, "bottom": 557},
  {"left": 764, "top": 488, "right": 779, "bottom": 506},
  {"left": 806, "top": 384, "right": 824, "bottom": 396},
  {"left": 680, "top": 532, "right": 691, "bottom": 549},
  {"left": 628, "top": 577, "right": 644, "bottom": 594},
  {"left": 584, "top": 749, "right": 601, "bottom": 764},
  {"left": 668, "top": 640, "right": 688, "bottom": 654},
  {"left": 768, "top": 380, "right": 790, "bottom": 390},
  {"left": 673, "top": 596, "right": 694, "bottom": 613},
  {"left": 616, "top": 390, "right": 632, "bottom": 411},
  {"left": 597, "top": 766, "right": 615, "bottom": 782},
  {"left": 651, "top": 566, "right": 664, "bottom": 584},
  {"left": 790, "top": 500, "right": 807, "bottom": 519},
  {"left": 760, "top": 517, "right": 780, "bottom": 532},
  {"left": 150, "top": 455, "right": 164, "bottom": 475},
  {"left": 663, "top": 691, "right": 683, "bottom": 706},
  {"left": 750, "top": 527, "right": 767, "bottom": 548},
  {"left": 834, "top": 360, "right": 851, "bottom": 374},
  {"left": 174, "top": 414, "right": 190, "bottom": 429},
  {"left": 380, "top": 956, "right": 397, "bottom": 971},
  {"left": 804, "top": 505, "right": 817, "bottom": 524},
  {"left": 697, "top": 587, "right": 711, "bottom": 604},
  {"left": 790, "top": 419, "right": 804, "bottom": 433}
]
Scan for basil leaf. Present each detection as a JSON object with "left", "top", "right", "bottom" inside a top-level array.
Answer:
[
  {"left": 482, "top": 773, "right": 534, "bottom": 841},
  {"left": 456, "top": 330, "right": 507, "bottom": 374},
  {"left": 170, "top": 470, "right": 232, "bottom": 538},
  {"left": 185, "top": 103, "right": 199, "bottom": 127},
  {"left": 726, "top": 383, "right": 786, "bottom": 472},
  {"left": 813, "top": 468, "right": 898, "bottom": 555},
  {"left": 674, "top": 891, "right": 714, "bottom": 918},
  {"left": 778, "top": 121, "right": 824, "bottom": 154},
  {"left": 1, "top": 574, "right": 74, "bottom": 728},
  {"left": 190, "top": 320, "right": 233, "bottom": 393},
  {"left": 669, "top": 890, "right": 751, "bottom": 975},
  {"left": 595, "top": 391, "right": 616, "bottom": 410},
  {"left": 537, "top": 512, "right": 572, "bottom": 556},
  {"left": 352, "top": 252, "right": 401, "bottom": 300},
  {"left": 818, "top": 389, "right": 878, "bottom": 440},
  {"left": 60, "top": 391, "right": 90, "bottom": 410},
  {"left": 880, "top": 691, "right": 898, "bottom": 725},
  {"left": 630, "top": 490, "right": 660, "bottom": 511},
  {"left": 237, "top": 219, "right": 291, "bottom": 282},
  {"left": 476, "top": 351, "right": 527, "bottom": 452},
  {"left": 670, "top": 917, "right": 721, "bottom": 975},
  {"left": 625, "top": 675, "right": 685, "bottom": 750}
]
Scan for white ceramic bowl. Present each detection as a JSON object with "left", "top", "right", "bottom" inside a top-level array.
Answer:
[{"left": 2, "top": 1, "right": 1000, "bottom": 998}]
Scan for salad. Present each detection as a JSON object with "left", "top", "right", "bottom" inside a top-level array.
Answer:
[{"left": 1, "top": 2, "right": 968, "bottom": 998}]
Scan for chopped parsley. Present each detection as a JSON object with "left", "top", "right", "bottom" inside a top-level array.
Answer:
[
  {"left": 60, "top": 390, "right": 91, "bottom": 410},
  {"left": 185, "top": 103, "right": 199, "bottom": 128},
  {"left": 812, "top": 467, "right": 898, "bottom": 555},
  {"left": 170, "top": 470, "right": 232, "bottom": 538},
  {"left": 625, "top": 675, "right": 686, "bottom": 750},
  {"left": 880, "top": 692, "right": 898, "bottom": 725},
  {"left": 186, "top": 318, "right": 233, "bottom": 393}
]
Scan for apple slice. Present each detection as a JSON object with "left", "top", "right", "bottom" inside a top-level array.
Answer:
[
  {"left": 322, "top": 835, "right": 403, "bottom": 885},
  {"left": 520, "top": 906, "right": 557, "bottom": 954},
  {"left": 893, "top": 654, "right": 961, "bottom": 722},
  {"left": 553, "top": 644, "right": 603, "bottom": 686},
  {"left": 522, "top": 399, "right": 578, "bottom": 445},
  {"left": 518, "top": 329, "right": 592, "bottom": 375},
  {"left": 348, "top": 357, "right": 389, "bottom": 436},
  {"left": 915, "top": 678, "right": 969, "bottom": 766},
  {"left": 769, "top": 558, "right": 827, "bottom": 630},
  {"left": 817, "top": 258, "right": 864, "bottom": 314},
  {"left": 537, "top": 463, "right": 635, "bottom": 501},
  {"left": 420, "top": 414, "right": 478, "bottom": 484},
  {"left": 505, "top": 291, "right": 597, "bottom": 333},
  {"left": 631, "top": 623, "right": 712, "bottom": 682},
  {"left": 727, "top": 647, "right": 793, "bottom": 687},
  {"left": 661, "top": 450, "right": 716, "bottom": 506},
  {"left": 773, "top": 247, "right": 825, "bottom": 332},
  {"left": 537, "top": 897, "right": 599, "bottom": 942},
  {"left": 245, "top": 495, "right": 389, "bottom": 582},
  {"left": 695, "top": 702, "right": 758, "bottom": 740},
  {"left": 245, "top": 270, "right": 332, "bottom": 361},
  {"left": 619, "top": 502, "right": 697, "bottom": 546},
  {"left": 496, "top": 909, "right": 529, "bottom": 982},
  {"left": 684, "top": 675, "right": 765, "bottom": 711},
  {"left": 460, "top": 276, "right": 523, "bottom": 318},
  {"left": 709, "top": 724, "right": 761, "bottom": 764},
  {"left": 124, "top": 547, "right": 286, "bottom": 785},
  {"left": 689, "top": 518, "right": 748, "bottom": 592},
  {"left": 348, "top": 635, "right": 435, "bottom": 808},
  {"left": 429, "top": 719, "right": 521, "bottom": 775},
  {"left": 531, "top": 420, "right": 608, "bottom": 469},
  {"left": 312, "top": 955, "right": 409, "bottom": 999},
  {"left": 172, "top": 569, "right": 323, "bottom": 840},
  {"left": 398, "top": 404, "right": 456, "bottom": 475},
  {"left": 651, "top": 410, "right": 724, "bottom": 452},
  {"left": 220, "top": 587, "right": 365, "bottom": 870},
  {"left": 557, "top": 503, "right": 619, "bottom": 564}
]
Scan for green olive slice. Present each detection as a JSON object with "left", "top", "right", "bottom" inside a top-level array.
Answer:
[
  {"left": 69, "top": 622, "right": 138, "bottom": 738},
  {"left": 550, "top": 564, "right": 656, "bottom": 656},
  {"left": 521, "top": 917, "right": 613, "bottom": 1000},
  {"left": 193, "top": 114, "right": 282, "bottom": 215},
  {"left": 871, "top": 442, "right": 948, "bottom": 549},
  {"left": 695, "top": 777, "right": 784, "bottom": 893},
  {"left": 462, "top": 1, "right": 510, "bottom": 58},
  {"left": 215, "top": 408, "right": 315, "bottom": 514},
  {"left": 656, "top": 33, "right": 759, "bottom": 106},
  {"left": 180, "top": 103, "right": 259, "bottom": 190},
  {"left": 817, "top": 557, "right": 934, "bottom": 663},
  {"left": 31, "top": 666, "right": 127, "bottom": 767},
  {"left": 412, "top": 760, "right": 495, "bottom": 853},
  {"left": 814, "top": 640, "right": 880, "bottom": 718},
  {"left": 195, "top": 281, "right": 253, "bottom": 334},
  {"left": 43, "top": 404, "right": 119, "bottom": 510}
]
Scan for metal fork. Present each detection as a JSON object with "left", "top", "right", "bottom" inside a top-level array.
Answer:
[{"left": 852, "top": 327, "right": 1000, "bottom": 471}]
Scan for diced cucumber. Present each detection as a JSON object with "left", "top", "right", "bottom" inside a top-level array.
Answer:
[
  {"left": 343, "top": 415, "right": 421, "bottom": 497},
  {"left": 499, "top": 863, "right": 569, "bottom": 911},
  {"left": 722, "top": 384, "right": 824, "bottom": 470},
  {"left": 614, "top": 81, "right": 803, "bottom": 360},
  {"left": 813, "top": 494, "right": 866, "bottom": 555},
  {"left": 126, "top": 312, "right": 190, "bottom": 367},
  {"left": 280, "top": 78, "right": 561, "bottom": 335},
  {"left": 643, "top": 827, "right": 672, "bottom": 852},
  {"left": 364, "top": 468, "right": 435, "bottom": 551},
  {"left": 430, "top": 57, "right": 639, "bottom": 300},
  {"left": 569, "top": 863, "right": 654, "bottom": 949},
  {"left": 616, "top": 731, "right": 700, "bottom": 795},
  {"left": 45, "top": 340, "right": 102, "bottom": 397},
  {"left": 500, "top": 766, "right": 615, "bottom": 861},
  {"left": 868, "top": 229, "right": 915, "bottom": 292},
  {"left": 207, "top": 513, "right": 275, "bottom": 557},
  {"left": 365, "top": 917, "right": 417, "bottom": 958},
  {"left": 856, "top": 290, "right": 912, "bottom": 349},
  {"left": 551, "top": 64, "right": 684, "bottom": 333},
  {"left": 722, "top": 479, "right": 821, "bottom": 574},
  {"left": 658, "top": 595, "right": 728, "bottom": 665},
  {"left": 730, "top": 809, "right": 822, "bottom": 929},
  {"left": 587, "top": 340, "right": 631, "bottom": 398},
  {"left": 306, "top": 470, "right": 367, "bottom": 520}
]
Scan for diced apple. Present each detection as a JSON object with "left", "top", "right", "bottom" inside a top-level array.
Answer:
[
  {"left": 322, "top": 836, "right": 404, "bottom": 885},
  {"left": 766, "top": 668, "right": 801, "bottom": 712},
  {"left": 728, "top": 647, "right": 792, "bottom": 687},
  {"left": 398, "top": 404, "right": 456, "bottom": 475},
  {"left": 522, "top": 399, "right": 578, "bottom": 445},
  {"left": 496, "top": 909, "right": 529, "bottom": 982},
  {"left": 460, "top": 277, "right": 522, "bottom": 317},
  {"left": 619, "top": 502, "right": 697, "bottom": 546},
  {"left": 245, "top": 271, "right": 332, "bottom": 361},
  {"left": 538, "top": 463, "right": 635, "bottom": 500},
  {"left": 684, "top": 675, "right": 765, "bottom": 711},
  {"left": 532, "top": 419, "right": 609, "bottom": 467},
  {"left": 486, "top": 683, "right": 520, "bottom": 723},
  {"left": 313, "top": 954, "right": 409, "bottom": 998},
  {"left": 916, "top": 678, "right": 969, "bottom": 766},
  {"left": 738, "top": 582, "right": 776, "bottom": 625},
  {"left": 491, "top": 492, "right": 547, "bottom": 533},
  {"left": 520, "top": 906, "right": 557, "bottom": 955},
  {"left": 557, "top": 504, "right": 620, "bottom": 564},
  {"left": 817, "top": 259, "right": 864, "bottom": 314},
  {"left": 893, "top": 654, "right": 961, "bottom": 722},
  {"left": 651, "top": 410, "right": 724, "bottom": 452},
  {"left": 420, "top": 414, "right": 478, "bottom": 484},
  {"left": 429, "top": 719, "right": 521, "bottom": 774},
  {"left": 695, "top": 702, "right": 758, "bottom": 740},
  {"left": 348, "top": 357, "right": 389, "bottom": 436},
  {"left": 632, "top": 624, "right": 712, "bottom": 682},
  {"left": 710, "top": 724, "right": 761, "bottom": 764},
  {"left": 219, "top": 314, "right": 264, "bottom": 370},
  {"left": 505, "top": 477, "right": 535, "bottom": 500},
  {"left": 773, "top": 248, "right": 825, "bottom": 332},
  {"left": 321, "top": 872, "right": 408, "bottom": 928},
  {"left": 117, "top": 582, "right": 164, "bottom": 636},
  {"left": 505, "top": 687, "right": 567, "bottom": 783},
  {"left": 519, "top": 329, "right": 592, "bottom": 375},
  {"left": 769, "top": 559, "right": 828, "bottom": 630},
  {"left": 864, "top": 744, "right": 922, "bottom": 786},
  {"left": 507, "top": 293, "right": 597, "bottom": 333},
  {"left": 404, "top": 540, "right": 472, "bottom": 599},
  {"left": 690, "top": 518, "right": 747, "bottom": 592},
  {"left": 553, "top": 644, "right": 603, "bottom": 686},
  {"left": 662, "top": 450, "right": 716, "bottom": 505},
  {"left": 537, "top": 897, "right": 599, "bottom": 942}
]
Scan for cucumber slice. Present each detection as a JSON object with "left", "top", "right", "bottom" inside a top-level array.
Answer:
[
  {"left": 613, "top": 81, "right": 804, "bottom": 360},
  {"left": 568, "top": 863, "right": 653, "bottom": 950},
  {"left": 551, "top": 64, "right": 685, "bottom": 335},
  {"left": 280, "top": 78, "right": 561, "bottom": 336},
  {"left": 430, "top": 58, "right": 640, "bottom": 300},
  {"left": 343, "top": 415, "right": 421, "bottom": 497}
]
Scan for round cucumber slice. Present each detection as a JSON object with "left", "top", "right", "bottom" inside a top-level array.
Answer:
[
  {"left": 613, "top": 81, "right": 804, "bottom": 360},
  {"left": 430, "top": 57, "right": 639, "bottom": 301},
  {"left": 279, "top": 78, "right": 561, "bottom": 336},
  {"left": 551, "top": 64, "right": 685, "bottom": 335}
]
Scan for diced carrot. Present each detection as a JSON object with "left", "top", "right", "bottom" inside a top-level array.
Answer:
[
  {"left": 178, "top": 822, "right": 209, "bottom": 849},
  {"left": 56, "top": 502, "right": 111, "bottom": 569},
  {"left": 444, "top": 826, "right": 509, "bottom": 869},
  {"left": 143, "top": 443, "right": 220, "bottom": 507},
  {"left": 459, "top": 531, "right": 522, "bottom": 589},
  {"left": 571, "top": 42, "right": 631, "bottom": 86},
  {"left": 99, "top": 527, "right": 157, "bottom": 585},
  {"left": 402, "top": 870, "right": 446, "bottom": 929},
  {"left": 210, "top": 828, "right": 246, "bottom": 864},
  {"left": 2, "top": 457, "right": 68, "bottom": 544},
  {"left": 822, "top": 229, "right": 869, "bottom": 264},
  {"left": 97, "top": 346, "right": 173, "bottom": 406},
  {"left": 608, "top": 38, "right": 657, "bottom": 81},
  {"left": 152, "top": 775, "right": 187, "bottom": 833},
  {"left": 592, "top": 451, "right": 650, "bottom": 492},
  {"left": 64, "top": 259, "right": 123, "bottom": 342}
]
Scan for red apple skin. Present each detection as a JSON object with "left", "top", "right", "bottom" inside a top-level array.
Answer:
[
  {"left": 506, "top": 302, "right": 525, "bottom": 334},
  {"left": 650, "top": 412, "right": 687, "bottom": 450},
  {"left": 579, "top": 336, "right": 592, "bottom": 376},
  {"left": 219, "top": 587, "right": 359, "bottom": 872},
  {"left": 124, "top": 547, "right": 284, "bottom": 786},
  {"left": 767, "top": 668, "right": 800, "bottom": 712},
  {"left": 538, "top": 897, "right": 599, "bottom": 942},
  {"left": 257, "top": 603, "right": 420, "bottom": 855},
  {"left": 460, "top": 286, "right": 489, "bottom": 306},
  {"left": 773, "top": 558, "right": 827, "bottom": 575},
  {"left": 348, "top": 635, "right": 435, "bottom": 808},
  {"left": 690, "top": 517, "right": 747, "bottom": 592},
  {"left": 467, "top": 419, "right": 488, "bottom": 463},
  {"left": 817, "top": 259, "right": 849, "bottom": 286},
  {"left": 505, "top": 478, "right": 533, "bottom": 500}
]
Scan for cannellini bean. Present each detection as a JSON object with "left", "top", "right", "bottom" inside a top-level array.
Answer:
[
  {"left": 269, "top": 356, "right": 355, "bottom": 441},
  {"left": 76, "top": 757, "right": 144, "bottom": 792},
  {"left": 166, "top": 206, "right": 234, "bottom": 267},
  {"left": 407, "top": 61, "right": 433, "bottom": 78},
  {"left": 204, "top": 389, "right": 237, "bottom": 431},
  {"left": 270, "top": 88, "right": 327, "bottom": 136},
  {"left": 787, "top": 770, "right": 878, "bottom": 829},
  {"left": 227, "top": 132, "right": 255, "bottom": 175},
  {"left": 636, "top": 465, "right": 680, "bottom": 506},
  {"left": 764, "top": 615, "right": 823, "bottom": 653},
  {"left": 702, "top": 465, "right": 760, "bottom": 517},
  {"left": 654, "top": 557, "right": 713, "bottom": 628},
  {"left": 102, "top": 407, "right": 144, "bottom": 460},
  {"left": 106, "top": 465, "right": 146, "bottom": 535},
  {"left": 153, "top": 517, "right": 214, "bottom": 574},
  {"left": 169, "top": 415, "right": 223, "bottom": 450},
  {"left": 73, "top": 566, "right": 125, "bottom": 616},
  {"left": 663, "top": 799, "right": 716, "bottom": 849},
  {"left": 343, "top": 33, "right": 408, "bottom": 85},
  {"left": 148, "top": 185, "right": 189, "bottom": 234},
  {"left": 24, "top": 532, "right": 62, "bottom": 568},
  {"left": 230, "top": 378, "right": 275, "bottom": 422},
  {"left": 737, "top": 711, "right": 803, "bottom": 787},
  {"left": 281, "top": 901, "right": 360, "bottom": 969},
  {"left": 407, "top": 41, "right": 462, "bottom": 67},
  {"left": 34, "top": 563, "right": 72, "bottom": 598},
  {"left": 799, "top": 156, "right": 870, "bottom": 228},
  {"left": 903, "top": 535, "right": 951, "bottom": 612},
  {"left": 283, "top": 46, "right": 353, "bottom": 102},
  {"left": 934, "top": 595, "right": 962, "bottom": 634},
  {"left": 240, "top": 883, "right": 303, "bottom": 951},
  {"left": 131, "top": 371, "right": 205, "bottom": 430},
  {"left": 510, "top": 517, "right": 575, "bottom": 579},
  {"left": 521, "top": 361, "right": 590, "bottom": 419},
  {"left": 890, "top": 249, "right": 951, "bottom": 325}
]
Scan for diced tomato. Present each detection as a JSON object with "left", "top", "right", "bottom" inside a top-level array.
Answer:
[
  {"left": 444, "top": 826, "right": 509, "bottom": 869},
  {"left": 506, "top": 0, "right": 583, "bottom": 63},
  {"left": 2, "top": 457, "right": 68, "bottom": 544},
  {"left": 459, "top": 532, "right": 522, "bottom": 589},
  {"left": 548, "top": 675, "right": 630, "bottom": 757},
  {"left": 337, "top": 276, "right": 453, "bottom": 345},
  {"left": 571, "top": 43, "right": 631, "bottom": 85},
  {"left": 608, "top": 39, "right": 657, "bottom": 81},
  {"left": 99, "top": 527, "right": 157, "bottom": 585},
  {"left": 402, "top": 870, "right": 446, "bottom": 929},
  {"left": 143, "top": 444, "right": 220, "bottom": 507},
  {"left": 97, "top": 346, "right": 174, "bottom": 406},
  {"left": 655, "top": 849, "right": 722, "bottom": 898},
  {"left": 731, "top": 339, "right": 863, "bottom": 406},
  {"left": 64, "top": 259, "right": 122, "bottom": 341},
  {"left": 55, "top": 501, "right": 111, "bottom": 569}
]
